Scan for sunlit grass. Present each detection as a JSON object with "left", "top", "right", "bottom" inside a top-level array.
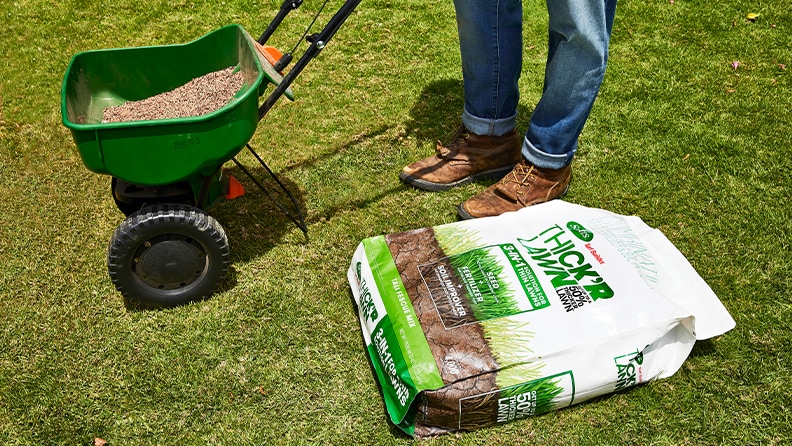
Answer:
[{"left": 0, "top": 0, "right": 790, "bottom": 444}]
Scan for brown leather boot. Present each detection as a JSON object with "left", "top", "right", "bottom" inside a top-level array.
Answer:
[
  {"left": 399, "top": 125, "right": 522, "bottom": 191},
  {"left": 457, "top": 158, "right": 571, "bottom": 219}
]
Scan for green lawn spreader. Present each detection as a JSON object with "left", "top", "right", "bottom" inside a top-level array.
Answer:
[{"left": 61, "top": 0, "right": 361, "bottom": 308}]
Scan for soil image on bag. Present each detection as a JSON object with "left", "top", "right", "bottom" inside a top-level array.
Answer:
[
  {"left": 383, "top": 226, "right": 569, "bottom": 436},
  {"left": 348, "top": 201, "right": 735, "bottom": 438},
  {"left": 386, "top": 228, "right": 499, "bottom": 435}
]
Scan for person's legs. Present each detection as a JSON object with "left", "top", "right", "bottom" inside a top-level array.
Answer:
[
  {"left": 399, "top": 0, "right": 524, "bottom": 191},
  {"left": 456, "top": 0, "right": 523, "bottom": 137},
  {"left": 459, "top": 0, "right": 617, "bottom": 219},
  {"left": 523, "top": 0, "right": 617, "bottom": 169}
]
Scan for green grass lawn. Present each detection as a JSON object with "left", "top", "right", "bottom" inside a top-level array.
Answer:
[{"left": 1, "top": 0, "right": 790, "bottom": 444}]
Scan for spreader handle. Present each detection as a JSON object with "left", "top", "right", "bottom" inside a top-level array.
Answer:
[
  {"left": 258, "top": 0, "right": 362, "bottom": 120},
  {"left": 257, "top": 0, "right": 304, "bottom": 45}
]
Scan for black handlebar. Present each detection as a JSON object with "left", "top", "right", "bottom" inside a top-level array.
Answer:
[{"left": 257, "top": 0, "right": 363, "bottom": 120}]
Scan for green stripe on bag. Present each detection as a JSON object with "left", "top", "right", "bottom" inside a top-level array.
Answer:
[{"left": 362, "top": 237, "right": 444, "bottom": 409}]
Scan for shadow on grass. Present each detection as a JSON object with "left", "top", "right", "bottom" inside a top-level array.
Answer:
[
  {"left": 122, "top": 79, "right": 539, "bottom": 310},
  {"left": 689, "top": 339, "right": 716, "bottom": 357},
  {"left": 209, "top": 128, "right": 403, "bottom": 263},
  {"left": 121, "top": 260, "right": 246, "bottom": 312},
  {"left": 212, "top": 78, "right": 470, "bottom": 249},
  {"left": 403, "top": 78, "right": 534, "bottom": 143},
  {"left": 405, "top": 78, "right": 466, "bottom": 142},
  {"left": 202, "top": 78, "right": 534, "bottom": 298},
  {"left": 263, "top": 78, "right": 535, "bottom": 226}
]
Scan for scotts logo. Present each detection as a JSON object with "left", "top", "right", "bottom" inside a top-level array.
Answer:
[
  {"left": 356, "top": 262, "right": 378, "bottom": 323},
  {"left": 566, "top": 221, "right": 594, "bottom": 242}
]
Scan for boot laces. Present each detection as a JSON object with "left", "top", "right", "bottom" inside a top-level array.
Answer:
[
  {"left": 505, "top": 161, "right": 536, "bottom": 188},
  {"left": 436, "top": 127, "right": 470, "bottom": 158}
]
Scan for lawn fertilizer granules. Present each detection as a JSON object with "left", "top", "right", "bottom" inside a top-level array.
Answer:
[
  {"left": 102, "top": 66, "right": 244, "bottom": 123},
  {"left": 348, "top": 200, "right": 735, "bottom": 438}
]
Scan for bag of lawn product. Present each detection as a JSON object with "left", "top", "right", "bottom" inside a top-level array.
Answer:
[{"left": 347, "top": 200, "right": 735, "bottom": 438}]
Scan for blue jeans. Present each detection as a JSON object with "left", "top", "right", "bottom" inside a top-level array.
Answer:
[{"left": 455, "top": 0, "right": 617, "bottom": 169}]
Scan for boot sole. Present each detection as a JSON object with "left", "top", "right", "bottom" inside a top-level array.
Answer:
[{"left": 399, "top": 164, "right": 517, "bottom": 192}]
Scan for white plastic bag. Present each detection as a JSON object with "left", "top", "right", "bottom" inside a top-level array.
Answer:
[{"left": 348, "top": 201, "right": 735, "bottom": 437}]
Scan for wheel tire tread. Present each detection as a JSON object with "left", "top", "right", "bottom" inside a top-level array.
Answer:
[{"left": 106, "top": 204, "right": 230, "bottom": 308}]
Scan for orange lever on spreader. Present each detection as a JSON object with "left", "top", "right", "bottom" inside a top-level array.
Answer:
[
  {"left": 254, "top": 43, "right": 285, "bottom": 70},
  {"left": 261, "top": 45, "right": 283, "bottom": 67}
]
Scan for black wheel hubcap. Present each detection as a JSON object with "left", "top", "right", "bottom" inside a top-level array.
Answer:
[{"left": 133, "top": 235, "right": 207, "bottom": 290}]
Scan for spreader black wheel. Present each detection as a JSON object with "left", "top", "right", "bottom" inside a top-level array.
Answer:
[{"left": 107, "top": 204, "right": 230, "bottom": 308}]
